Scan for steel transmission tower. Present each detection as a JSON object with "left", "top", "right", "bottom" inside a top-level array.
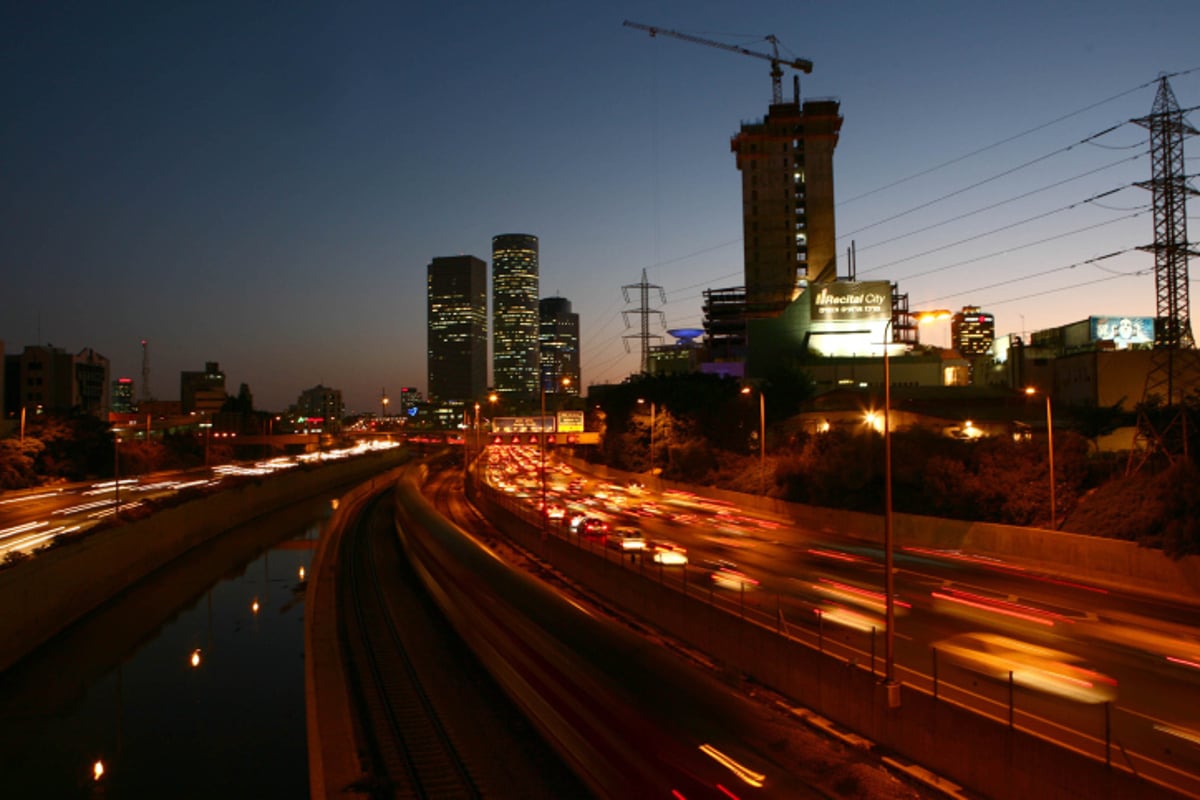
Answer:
[
  {"left": 622, "top": 269, "right": 667, "bottom": 374},
  {"left": 1129, "top": 76, "right": 1199, "bottom": 470}
]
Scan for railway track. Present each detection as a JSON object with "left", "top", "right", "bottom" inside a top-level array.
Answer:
[{"left": 338, "top": 492, "right": 481, "bottom": 799}]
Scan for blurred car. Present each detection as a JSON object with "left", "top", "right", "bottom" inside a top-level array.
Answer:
[
  {"left": 607, "top": 527, "right": 646, "bottom": 551},
  {"left": 649, "top": 541, "right": 688, "bottom": 566},
  {"left": 935, "top": 632, "right": 1118, "bottom": 704},
  {"left": 706, "top": 560, "right": 759, "bottom": 591},
  {"left": 543, "top": 504, "right": 566, "bottom": 521},
  {"left": 578, "top": 517, "right": 610, "bottom": 537}
]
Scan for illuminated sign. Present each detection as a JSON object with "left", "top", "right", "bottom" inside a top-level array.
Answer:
[
  {"left": 810, "top": 281, "right": 891, "bottom": 323},
  {"left": 556, "top": 410, "right": 584, "bottom": 433},
  {"left": 1091, "top": 316, "right": 1153, "bottom": 349}
]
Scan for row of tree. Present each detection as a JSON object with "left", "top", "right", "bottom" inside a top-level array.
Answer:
[{"left": 588, "top": 373, "right": 1200, "bottom": 557}]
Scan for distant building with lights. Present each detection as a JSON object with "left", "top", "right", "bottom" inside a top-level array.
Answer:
[
  {"left": 648, "top": 328, "right": 704, "bottom": 376},
  {"left": 180, "top": 362, "right": 226, "bottom": 415},
  {"left": 952, "top": 306, "right": 995, "bottom": 357},
  {"left": 4, "top": 344, "right": 110, "bottom": 417},
  {"left": 111, "top": 377, "right": 135, "bottom": 413},
  {"left": 297, "top": 384, "right": 344, "bottom": 429},
  {"left": 427, "top": 255, "right": 488, "bottom": 404},
  {"left": 492, "top": 233, "right": 540, "bottom": 401},
  {"left": 538, "top": 296, "right": 580, "bottom": 395}
]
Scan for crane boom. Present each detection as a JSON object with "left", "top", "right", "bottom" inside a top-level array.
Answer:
[{"left": 623, "top": 19, "right": 812, "bottom": 105}]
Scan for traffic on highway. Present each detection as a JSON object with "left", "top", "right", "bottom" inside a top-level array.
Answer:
[{"left": 477, "top": 443, "right": 1200, "bottom": 795}]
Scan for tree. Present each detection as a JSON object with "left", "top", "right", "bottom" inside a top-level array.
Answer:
[{"left": 0, "top": 437, "right": 45, "bottom": 489}]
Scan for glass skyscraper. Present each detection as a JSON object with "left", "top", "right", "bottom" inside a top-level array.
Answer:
[
  {"left": 492, "top": 234, "right": 540, "bottom": 400},
  {"left": 427, "top": 255, "right": 488, "bottom": 403},
  {"left": 538, "top": 296, "right": 580, "bottom": 396}
]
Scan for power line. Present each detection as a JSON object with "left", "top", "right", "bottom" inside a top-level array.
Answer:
[
  {"left": 915, "top": 249, "right": 1143, "bottom": 306},
  {"left": 840, "top": 122, "right": 1132, "bottom": 241},
  {"left": 838, "top": 70, "right": 1197, "bottom": 208},
  {"left": 859, "top": 196, "right": 1148, "bottom": 278},
  {"left": 852, "top": 153, "right": 1144, "bottom": 256}
]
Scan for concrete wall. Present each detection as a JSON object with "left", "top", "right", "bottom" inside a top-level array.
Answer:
[
  {"left": 0, "top": 448, "right": 408, "bottom": 674},
  {"left": 469, "top": 483, "right": 1178, "bottom": 800},
  {"left": 569, "top": 457, "right": 1200, "bottom": 601}
]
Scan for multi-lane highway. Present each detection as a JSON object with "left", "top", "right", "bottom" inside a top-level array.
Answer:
[{"left": 479, "top": 445, "right": 1200, "bottom": 797}]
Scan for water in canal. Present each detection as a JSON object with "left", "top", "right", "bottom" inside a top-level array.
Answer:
[{"left": 0, "top": 493, "right": 338, "bottom": 799}]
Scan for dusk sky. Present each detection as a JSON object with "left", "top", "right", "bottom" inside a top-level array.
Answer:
[{"left": 4, "top": 2, "right": 1200, "bottom": 413}]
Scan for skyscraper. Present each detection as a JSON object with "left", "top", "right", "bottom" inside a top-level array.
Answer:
[
  {"left": 427, "top": 255, "right": 487, "bottom": 403},
  {"left": 731, "top": 98, "right": 843, "bottom": 314},
  {"left": 538, "top": 297, "right": 580, "bottom": 396},
  {"left": 492, "top": 234, "right": 540, "bottom": 400}
]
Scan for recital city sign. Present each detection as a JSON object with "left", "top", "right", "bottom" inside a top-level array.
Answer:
[{"left": 811, "top": 281, "right": 891, "bottom": 323}]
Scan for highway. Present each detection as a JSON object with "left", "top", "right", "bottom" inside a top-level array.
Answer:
[
  {"left": 480, "top": 445, "right": 1200, "bottom": 797},
  {"left": 0, "top": 441, "right": 399, "bottom": 559}
]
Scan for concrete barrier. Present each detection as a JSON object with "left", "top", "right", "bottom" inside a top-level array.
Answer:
[{"left": 0, "top": 448, "right": 408, "bottom": 674}]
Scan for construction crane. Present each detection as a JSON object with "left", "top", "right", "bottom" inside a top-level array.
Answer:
[{"left": 623, "top": 19, "right": 812, "bottom": 105}]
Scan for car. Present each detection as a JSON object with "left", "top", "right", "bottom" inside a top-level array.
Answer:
[
  {"left": 578, "top": 517, "right": 610, "bottom": 537},
  {"left": 935, "top": 632, "right": 1118, "bottom": 704},
  {"left": 607, "top": 527, "right": 646, "bottom": 551},
  {"left": 544, "top": 504, "right": 566, "bottom": 521},
  {"left": 706, "top": 560, "right": 759, "bottom": 591},
  {"left": 649, "top": 541, "right": 688, "bottom": 566}
]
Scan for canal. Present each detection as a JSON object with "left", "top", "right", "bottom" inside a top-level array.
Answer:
[{"left": 0, "top": 492, "right": 340, "bottom": 799}]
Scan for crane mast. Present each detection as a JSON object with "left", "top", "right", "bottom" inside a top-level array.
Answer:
[{"left": 623, "top": 19, "right": 812, "bottom": 105}]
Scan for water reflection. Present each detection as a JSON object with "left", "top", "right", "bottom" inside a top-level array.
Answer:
[{"left": 0, "top": 494, "right": 333, "bottom": 799}]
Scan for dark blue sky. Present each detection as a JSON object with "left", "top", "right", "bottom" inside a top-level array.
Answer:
[{"left": 4, "top": 2, "right": 1199, "bottom": 411}]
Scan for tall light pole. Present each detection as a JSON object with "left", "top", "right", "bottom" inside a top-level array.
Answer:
[
  {"left": 741, "top": 386, "right": 766, "bottom": 495},
  {"left": 881, "top": 308, "right": 949, "bottom": 708},
  {"left": 540, "top": 377, "right": 570, "bottom": 535},
  {"left": 637, "top": 398, "right": 657, "bottom": 477},
  {"left": 380, "top": 389, "right": 389, "bottom": 422},
  {"left": 1026, "top": 387, "right": 1056, "bottom": 530}
]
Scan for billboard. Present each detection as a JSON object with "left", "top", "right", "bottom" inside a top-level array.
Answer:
[
  {"left": 1092, "top": 316, "right": 1153, "bottom": 350},
  {"left": 556, "top": 410, "right": 584, "bottom": 433},
  {"left": 810, "top": 281, "right": 892, "bottom": 323}
]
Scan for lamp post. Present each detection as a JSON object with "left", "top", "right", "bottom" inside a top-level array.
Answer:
[
  {"left": 881, "top": 308, "right": 949, "bottom": 708},
  {"left": 1025, "top": 387, "right": 1056, "bottom": 530},
  {"left": 637, "top": 398, "right": 657, "bottom": 477},
  {"left": 113, "top": 432, "right": 121, "bottom": 517},
  {"left": 540, "top": 377, "right": 570, "bottom": 535},
  {"left": 741, "top": 386, "right": 766, "bottom": 495},
  {"left": 381, "top": 389, "right": 389, "bottom": 422}
]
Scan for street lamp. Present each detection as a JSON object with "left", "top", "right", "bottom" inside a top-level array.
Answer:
[
  {"left": 1025, "top": 387, "right": 1056, "bottom": 530},
  {"left": 637, "top": 398, "right": 657, "bottom": 477},
  {"left": 881, "top": 308, "right": 949, "bottom": 708},
  {"left": 741, "top": 386, "right": 766, "bottom": 495},
  {"left": 381, "top": 389, "right": 389, "bottom": 422},
  {"left": 540, "top": 377, "right": 571, "bottom": 535}
]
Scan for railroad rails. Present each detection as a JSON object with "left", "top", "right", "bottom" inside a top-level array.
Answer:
[{"left": 338, "top": 493, "right": 482, "bottom": 799}]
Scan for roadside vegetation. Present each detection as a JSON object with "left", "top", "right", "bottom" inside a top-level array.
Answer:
[{"left": 589, "top": 373, "right": 1200, "bottom": 558}]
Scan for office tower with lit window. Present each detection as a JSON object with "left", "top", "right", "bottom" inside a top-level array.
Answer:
[
  {"left": 180, "top": 361, "right": 226, "bottom": 415},
  {"left": 492, "top": 233, "right": 540, "bottom": 400},
  {"left": 731, "top": 98, "right": 843, "bottom": 314},
  {"left": 427, "top": 255, "right": 488, "bottom": 404},
  {"left": 538, "top": 296, "right": 580, "bottom": 395},
  {"left": 952, "top": 306, "right": 996, "bottom": 356},
  {"left": 112, "top": 377, "right": 135, "bottom": 413}
]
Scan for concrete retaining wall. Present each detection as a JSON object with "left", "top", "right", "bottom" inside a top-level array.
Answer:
[
  {"left": 571, "top": 458, "right": 1200, "bottom": 601},
  {"left": 0, "top": 449, "right": 408, "bottom": 674}
]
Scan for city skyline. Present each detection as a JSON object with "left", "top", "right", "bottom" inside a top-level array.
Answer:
[{"left": 4, "top": 3, "right": 1200, "bottom": 411}]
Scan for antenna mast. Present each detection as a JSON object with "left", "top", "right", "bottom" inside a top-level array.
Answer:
[{"left": 140, "top": 339, "right": 152, "bottom": 402}]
